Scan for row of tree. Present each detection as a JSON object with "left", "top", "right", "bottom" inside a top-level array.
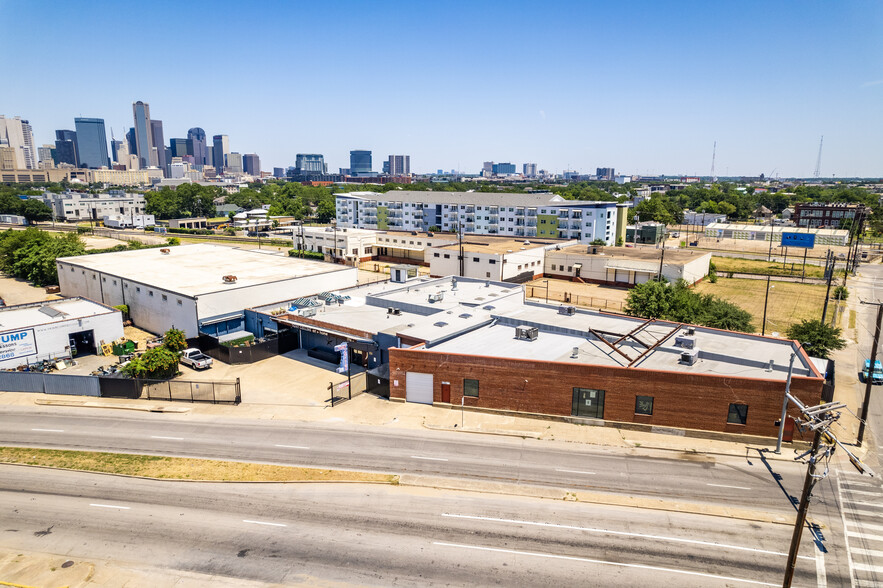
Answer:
[{"left": 0, "top": 186, "right": 53, "bottom": 222}]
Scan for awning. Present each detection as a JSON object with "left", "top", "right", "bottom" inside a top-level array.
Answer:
[
  {"left": 199, "top": 313, "right": 245, "bottom": 327},
  {"left": 605, "top": 260, "right": 658, "bottom": 272}
]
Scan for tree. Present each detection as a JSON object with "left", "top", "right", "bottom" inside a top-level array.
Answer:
[
  {"left": 163, "top": 328, "right": 187, "bottom": 352},
  {"left": 625, "top": 279, "right": 753, "bottom": 332},
  {"left": 786, "top": 319, "right": 846, "bottom": 359},
  {"left": 833, "top": 285, "right": 849, "bottom": 301},
  {"left": 0, "top": 228, "right": 85, "bottom": 286},
  {"left": 121, "top": 347, "right": 179, "bottom": 379}
]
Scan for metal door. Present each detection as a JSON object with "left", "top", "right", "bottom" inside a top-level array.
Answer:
[
  {"left": 441, "top": 381, "right": 451, "bottom": 403},
  {"left": 406, "top": 372, "right": 434, "bottom": 405}
]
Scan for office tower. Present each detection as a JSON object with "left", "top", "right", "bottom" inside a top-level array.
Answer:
[
  {"left": 38, "top": 144, "right": 55, "bottom": 168},
  {"left": 523, "top": 163, "right": 537, "bottom": 178},
  {"left": 243, "top": 153, "right": 260, "bottom": 176},
  {"left": 110, "top": 140, "right": 123, "bottom": 163},
  {"left": 169, "top": 138, "right": 189, "bottom": 158},
  {"left": 226, "top": 152, "right": 243, "bottom": 173},
  {"left": 294, "top": 153, "right": 326, "bottom": 175},
  {"left": 596, "top": 167, "right": 615, "bottom": 181},
  {"left": 187, "top": 128, "right": 207, "bottom": 165},
  {"left": 126, "top": 127, "right": 137, "bottom": 157},
  {"left": 212, "top": 134, "right": 229, "bottom": 171},
  {"left": 382, "top": 160, "right": 389, "bottom": 174},
  {"left": 349, "top": 150, "right": 372, "bottom": 175},
  {"left": 54, "top": 129, "right": 79, "bottom": 167},
  {"left": 387, "top": 155, "right": 410, "bottom": 175},
  {"left": 482, "top": 161, "right": 494, "bottom": 174},
  {"left": 492, "top": 162, "right": 515, "bottom": 175},
  {"left": 132, "top": 101, "right": 156, "bottom": 168},
  {"left": 273, "top": 167, "right": 284, "bottom": 178},
  {"left": 74, "top": 117, "right": 110, "bottom": 169},
  {"left": 204, "top": 147, "right": 213, "bottom": 168},
  {"left": 150, "top": 120, "right": 166, "bottom": 174},
  {"left": 0, "top": 147, "right": 16, "bottom": 170},
  {"left": 0, "top": 115, "right": 37, "bottom": 169}
]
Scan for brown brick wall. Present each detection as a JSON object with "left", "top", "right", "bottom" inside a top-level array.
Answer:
[{"left": 388, "top": 348, "right": 823, "bottom": 438}]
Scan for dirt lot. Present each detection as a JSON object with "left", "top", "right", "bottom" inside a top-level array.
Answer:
[
  {"left": 663, "top": 229, "right": 850, "bottom": 260},
  {"left": 694, "top": 277, "right": 828, "bottom": 335},
  {"left": 0, "top": 275, "right": 61, "bottom": 306},
  {"left": 525, "top": 278, "right": 630, "bottom": 312}
]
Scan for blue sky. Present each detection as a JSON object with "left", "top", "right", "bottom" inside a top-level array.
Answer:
[{"left": 3, "top": 0, "right": 881, "bottom": 177}]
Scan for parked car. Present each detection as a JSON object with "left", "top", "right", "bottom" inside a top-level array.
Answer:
[
  {"left": 862, "top": 359, "right": 883, "bottom": 385},
  {"left": 180, "top": 348, "right": 213, "bottom": 370}
]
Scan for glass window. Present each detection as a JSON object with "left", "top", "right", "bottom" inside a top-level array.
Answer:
[
  {"left": 727, "top": 403, "right": 748, "bottom": 425},
  {"left": 444, "top": 254, "right": 450, "bottom": 259},
  {"left": 434, "top": 252, "right": 440, "bottom": 258},
  {"left": 635, "top": 396, "right": 654, "bottom": 415},
  {"left": 464, "top": 378, "right": 479, "bottom": 397},
  {"left": 572, "top": 388, "right": 605, "bottom": 419},
  {"left": 473, "top": 257, "right": 480, "bottom": 262}
]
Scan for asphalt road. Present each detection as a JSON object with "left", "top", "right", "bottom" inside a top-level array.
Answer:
[
  {"left": 0, "top": 407, "right": 809, "bottom": 513},
  {"left": 0, "top": 465, "right": 828, "bottom": 587}
]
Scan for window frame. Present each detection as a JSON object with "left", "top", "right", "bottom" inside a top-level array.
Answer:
[
  {"left": 463, "top": 378, "right": 479, "bottom": 398},
  {"left": 635, "top": 395, "right": 654, "bottom": 416},
  {"left": 727, "top": 403, "right": 748, "bottom": 425}
]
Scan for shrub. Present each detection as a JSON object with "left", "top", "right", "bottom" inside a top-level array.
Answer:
[
  {"left": 120, "top": 347, "right": 179, "bottom": 379},
  {"left": 288, "top": 249, "right": 324, "bottom": 260},
  {"left": 163, "top": 328, "right": 187, "bottom": 352},
  {"left": 166, "top": 237, "right": 180, "bottom": 246},
  {"left": 113, "top": 304, "right": 129, "bottom": 315},
  {"left": 833, "top": 285, "right": 849, "bottom": 301}
]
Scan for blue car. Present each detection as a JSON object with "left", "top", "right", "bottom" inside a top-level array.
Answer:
[{"left": 863, "top": 360, "right": 883, "bottom": 385}]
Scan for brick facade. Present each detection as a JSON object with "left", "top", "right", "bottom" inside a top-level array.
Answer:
[{"left": 389, "top": 348, "right": 823, "bottom": 438}]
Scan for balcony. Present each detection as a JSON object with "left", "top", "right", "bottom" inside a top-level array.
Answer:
[
  {"left": 526, "top": 220, "right": 537, "bottom": 227},
  {"left": 463, "top": 206, "right": 475, "bottom": 213},
  {"left": 515, "top": 229, "right": 525, "bottom": 236},
  {"left": 526, "top": 210, "right": 537, "bottom": 217}
]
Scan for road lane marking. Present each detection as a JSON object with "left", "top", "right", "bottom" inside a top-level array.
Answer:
[
  {"left": 150, "top": 436, "right": 185, "bottom": 440},
  {"left": 441, "top": 514, "right": 812, "bottom": 560},
  {"left": 847, "top": 531, "right": 883, "bottom": 542},
  {"left": 853, "top": 562, "right": 883, "bottom": 573},
  {"left": 846, "top": 521, "right": 883, "bottom": 534},
  {"left": 816, "top": 546, "right": 826, "bottom": 588},
  {"left": 433, "top": 542, "right": 779, "bottom": 586},
  {"left": 845, "top": 500, "right": 883, "bottom": 509},
  {"left": 275, "top": 444, "right": 310, "bottom": 450},
  {"left": 411, "top": 456, "right": 448, "bottom": 461},
  {"left": 555, "top": 468, "right": 596, "bottom": 475},
  {"left": 844, "top": 489, "right": 882, "bottom": 497},
  {"left": 707, "top": 483, "right": 752, "bottom": 490},
  {"left": 850, "top": 547, "right": 883, "bottom": 558},
  {"left": 31, "top": 428, "right": 64, "bottom": 432},
  {"left": 243, "top": 520, "right": 287, "bottom": 527},
  {"left": 90, "top": 503, "right": 130, "bottom": 510}
]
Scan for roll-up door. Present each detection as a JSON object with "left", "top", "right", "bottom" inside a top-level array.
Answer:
[{"left": 406, "top": 372, "right": 434, "bottom": 404}]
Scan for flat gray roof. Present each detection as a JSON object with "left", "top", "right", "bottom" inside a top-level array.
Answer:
[
  {"left": 58, "top": 244, "right": 350, "bottom": 297},
  {"left": 0, "top": 298, "right": 116, "bottom": 331},
  {"left": 336, "top": 190, "right": 620, "bottom": 208}
]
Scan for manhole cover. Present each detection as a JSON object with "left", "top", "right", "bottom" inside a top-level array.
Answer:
[{"left": 61, "top": 561, "right": 74, "bottom": 568}]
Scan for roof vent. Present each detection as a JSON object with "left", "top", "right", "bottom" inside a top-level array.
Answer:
[
  {"left": 571, "top": 346, "right": 579, "bottom": 358},
  {"left": 160, "top": 248, "right": 170, "bottom": 254},
  {"left": 485, "top": 280, "right": 490, "bottom": 287},
  {"left": 451, "top": 277, "right": 458, "bottom": 291},
  {"left": 387, "top": 307, "right": 402, "bottom": 315},
  {"left": 433, "top": 321, "right": 448, "bottom": 327},
  {"left": 523, "top": 240, "right": 531, "bottom": 245},
  {"left": 515, "top": 325, "right": 539, "bottom": 341},
  {"left": 674, "top": 335, "right": 696, "bottom": 349},
  {"left": 223, "top": 275, "right": 237, "bottom": 284},
  {"left": 459, "top": 313, "right": 472, "bottom": 319},
  {"left": 559, "top": 306, "right": 576, "bottom": 315},
  {"left": 428, "top": 292, "right": 444, "bottom": 302},
  {"left": 680, "top": 349, "right": 699, "bottom": 365},
  {"left": 686, "top": 326, "right": 696, "bottom": 336}
]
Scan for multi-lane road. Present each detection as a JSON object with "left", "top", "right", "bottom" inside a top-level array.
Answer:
[{"left": 0, "top": 405, "right": 861, "bottom": 585}]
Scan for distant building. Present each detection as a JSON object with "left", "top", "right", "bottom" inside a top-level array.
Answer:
[
  {"left": 482, "top": 162, "right": 494, "bottom": 174},
  {"left": 150, "top": 120, "right": 166, "bottom": 175},
  {"left": 492, "top": 162, "right": 515, "bottom": 175},
  {"left": 74, "top": 118, "right": 110, "bottom": 169},
  {"left": 523, "top": 163, "right": 537, "bottom": 178},
  {"left": 0, "top": 115, "right": 37, "bottom": 169},
  {"left": 0, "top": 147, "right": 16, "bottom": 170},
  {"left": 243, "top": 153, "right": 260, "bottom": 176},
  {"left": 793, "top": 202, "right": 869, "bottom": 229},
  {"left": 30, "top": 190, "right": 146, "bottom": 221},
  {"left": 38, "top": 144, "right": 55, "bottom": 168},
  {"left": 350, "top": 150, "right": 372, "bottom": 175},
  {"left": 126, "top": 127, "right": 137, "bottom": 158},
  {"left": 382, "top": 160, "right": 389, "bottom": 174},
  {"left": 170, "top": 138, "right": 190, "bottom": 158},
  {"left": 273, "top": 167, "right": 285, "bottom": 178},
  {"left": 387, "top": 155, "right": 410, "bottom": 176},
  {"left": 212, "top": 134, "right": 229, "bottom": 172},
  {"left": 54, "top": 130, "right": 79, "bottom": 167},
  {"left": 187, "top": 128, "right": 207, "bottom": 166},
  {"left": 226, "top": 152, "right": 243, "bottom": 173},
  {"left": 295, "top": 153, "right": 327, "bottom": 175},
  {"left": 132, "top": 101, "right": 155, "bottom": 169},
  {"left": 597, "top": 167, "right": 615, "bottom": 181}
]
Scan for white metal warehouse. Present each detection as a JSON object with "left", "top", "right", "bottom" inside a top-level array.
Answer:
[{"left": 57, "top": 244, "right": 358, "bottom": 338}]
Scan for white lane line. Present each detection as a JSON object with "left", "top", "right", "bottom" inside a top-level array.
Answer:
[
  {"left": 844, "top": 489, "right": 882, "bottom": 497},
  {"left": 846, "top": 521, "right": 883, "bottom": 534},
  {"left": 150, "top": 435, "right": 185, "bottom": 440},
  {"left": 816, "top": 546, "right": 826, "bottom": 588},
  {"left": 433, "top": 542, "right": 778, "bottom": 586},
  {"left": 850, "top": 547, "right": 883, "bottom": 558},
  {"left": 275, "top": 444, "right": 310, "bottom": 450},
  {"left": 707, "top": 483, "right": 752, "bottom": 490},
  {"left": 31, "top": 428, "right": 64, "bottom": 432},
  {"left": 90, "top": 503, "right": 131, "bottom": 510},
  {"left": 853, "top": 562, "right": 883, "bottom": 573},
  {"left": 847, "top": 531, "right": 883, "bottom": 542},
  {"left": 441, "top": 513, "right": 812, "bottom": 560},
  {"left": 243, "top": 519, "right": 286, "bottom": 527},
  {"left": 838, "top": 477, "right": 857, "bottom": 586},
  {"left": 845, "top": 500, "right": 883, "bottom": 509},
  {"left": 411, "top": 455, "right": 448, "bottom": 461},
  {"left": 555, "top": 468, "right": 596, "bottom": 475},
  {"left": 843, "top": 480, "right": 875, "bottom": 488}
]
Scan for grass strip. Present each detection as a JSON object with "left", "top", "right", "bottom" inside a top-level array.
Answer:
[
  {"left": 711, "top": 256, "right": 824, "bottom": 279},
  {"left": 0, "top": 446, "right": 397, "bottom": 483}
]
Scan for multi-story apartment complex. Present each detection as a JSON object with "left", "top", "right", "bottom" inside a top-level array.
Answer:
[
  {"left": 523, "top": 163, "right": 537, "bottom": 178},
  {"left": 30, "top": 190, "right": 146, "bottom": 221},
  {"left": 793, "top": 202, "right": 869, "bottom": 229},
  {"left": 387, "top": 155, "right": 410, "bottom": 176},
  {"left": 336, "top": 191, "right": 626, "bottom": 245}
]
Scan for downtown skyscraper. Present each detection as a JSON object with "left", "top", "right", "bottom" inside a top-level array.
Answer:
[
  {"left": 188, "top": 128, "right": 207, "bottom": 166},
  {"left": 0, "top": 115, "right": 37, "bottom": 169},
  {"left": 73, "top": 117, "right": 109, "bottom": 169},
  {"left": 132, "top": 101, "right": 155, "bottom": 169}
]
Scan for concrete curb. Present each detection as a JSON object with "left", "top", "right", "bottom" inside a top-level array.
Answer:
[
  {"left": 423, "top": 423, "right": 542, "bottom": 439},
  {"left": 34, "top": 398, "right": 190, "bottom": 413}
]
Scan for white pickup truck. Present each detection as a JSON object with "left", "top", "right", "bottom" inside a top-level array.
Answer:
[{"left": 180, "top": 348, "right": 213, "bottom": 370}]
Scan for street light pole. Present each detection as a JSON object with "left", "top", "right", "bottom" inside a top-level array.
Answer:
[{"left": 858, "top": 301, "right": 883, "bottom": 447}]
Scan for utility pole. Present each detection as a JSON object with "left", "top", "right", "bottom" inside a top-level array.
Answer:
[
  {"left": 821, "top": 250, "right": 834, "bottom": 324},
  {"left": 657, "top": 224, "right": 666, "bottom": 281},
  {"left": 762, "top": 275, "right": 772, "bottom": 335},
  {"left": 858, "top": 301, "right": 883, "bottom": 447},
  {"left": 783, "top": 426, "right": 823, "bottom": 588}
]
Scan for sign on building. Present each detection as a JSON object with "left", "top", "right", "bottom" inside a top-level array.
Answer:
[
  {"left": 0, "top": 328, "right": 37, "bottom": 361},
  {"left": 781, "top": 232, "right": 816, "bottom": 249},
  {"left": 334, "top": 342, "right": 349, "bottom": 373}
]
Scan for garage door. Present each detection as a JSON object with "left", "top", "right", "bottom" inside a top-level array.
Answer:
[
  {"left": 406, "top": 372, "right": 434, "bottom": 405},
  {"left": 614, "top": 270, "right": 631, "bottom": 284},
  {"left": 635, "top": 272, "right": 652, "bottom": 284}
]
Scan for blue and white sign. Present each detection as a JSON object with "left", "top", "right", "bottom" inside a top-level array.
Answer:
[
  {"left": 781, "top": 232, "right": 816, "bottom": 249},
  {"left": 334, "top": 342, "right": 349, "bottom": 373},
  {"left": 0, "top": 328, "right": 37, "bottom": 361}
]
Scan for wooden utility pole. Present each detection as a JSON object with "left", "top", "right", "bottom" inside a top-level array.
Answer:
[
  {"left": 821, "top": 250, "right": 834, "bottom": 324},
  {"left": 782, "top": 427, "right": 823, "bottom": 588},
  {"left": 858, "top": 301, "right": 883, "bottom": 447}
]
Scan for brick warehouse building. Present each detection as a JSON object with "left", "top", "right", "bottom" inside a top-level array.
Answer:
[{"left": 388, "top": 303, "right": 824, "bottom": 439}]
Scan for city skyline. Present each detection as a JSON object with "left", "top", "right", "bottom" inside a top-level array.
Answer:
[{"left": 2, "top": 0, "right": 881, "bottom": 177}]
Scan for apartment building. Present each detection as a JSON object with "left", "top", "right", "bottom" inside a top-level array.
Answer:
[
  {"left": 30, "top": 190, "right": 146, "bottom": 221},
  {"left": 335, "top": 191, "right": 626, "bottom": 245}
]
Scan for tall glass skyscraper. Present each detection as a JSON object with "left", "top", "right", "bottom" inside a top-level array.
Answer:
[
  {"left": 132, "top": 101, "right": 155, "bottom": 168},
  {"left": 54, "top": 129, "right": 79, "bottom": 167},
  {"left": 212, "top": 134, "right": 229, "bottom": 171},
  {"left": 187, "top": 128, "right": 207, "bottom": 166},
  {"left": 74, "top": 118, "right": 109, "bottom": 169},
  {"left": 150, "top": 120, "right": 166, "bottom": 175},
  {"left": 349, "top": 150, "right": 372, "bottom": 175}
]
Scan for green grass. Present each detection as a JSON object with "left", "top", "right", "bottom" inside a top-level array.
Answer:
[
  {"left": 712, "top": 256, "right": 825, "bottom": 279},
  {"left": 694, "top": 277, "right": 827, "bottom": 335}
]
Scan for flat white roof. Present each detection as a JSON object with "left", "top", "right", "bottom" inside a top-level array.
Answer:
[
  {"left": 58, "top": 244, "right": 350, "bottom": 297},
  {"left": 0, "top": 298, "right": 116, "bottom": 331},
  {"left": 706, "top": 223, "right": 848, "bottom": 237}
]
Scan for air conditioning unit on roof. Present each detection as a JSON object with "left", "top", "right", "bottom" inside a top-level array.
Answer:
[{"left": 515, "top": 325, "right": 538, "bottom": 341}]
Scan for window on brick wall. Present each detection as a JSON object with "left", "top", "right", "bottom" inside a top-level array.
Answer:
[
  {"left": 727, "top": 403, "right": 748, "bottom": 425},
  {"left": 572, "top": 388, "right": 605, "bottom": 419},
  {"left": 464, "top": 378, "right": 479, "bottom": 398},
  {"left": 635, "top": 395, "right": 654, "bottom": 415}
]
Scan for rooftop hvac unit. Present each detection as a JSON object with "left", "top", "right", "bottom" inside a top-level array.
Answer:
[
  {"left": 559, "top": 305, "right": 576, "bottom": 316},
  {"left": 515, "top": 325, "right": 539, "bottom": 341},
  {"left": 686, "top": 326, "right": 696, "bottom": 336},
  {"left": 300, "top": 307, "right": 318, "bottom": 318},
  {"left": 386, "top": 307, "right": 403, "bottom": 316},
  {"left": 222, "top": 275, "right": 237, "bottom": 284},
  {"left": 428, "top": 292, "right": 445, "bottom": 302},
  {"left": 680, "top": 349, "right": 699, "bottom": 365},
  {"left": 674, "top": 335, "right": 696, "bottom": 349}
]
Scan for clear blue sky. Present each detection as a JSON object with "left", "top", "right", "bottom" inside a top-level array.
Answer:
[{"left": 3, "top": 0, "right": 881, "bottom": 177}]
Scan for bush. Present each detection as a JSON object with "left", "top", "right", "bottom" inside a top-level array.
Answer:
[
  {"left": 113, "top": 304, "right": 129, "bottom": 315},
  {"left": 167, "top": 227, "right": 214, "bottom": 235},
  {"left": 288, "top": 249, "right": 324, "bottom": 260},
  {"left": 625, "top": 278, "right": 753, "bottom": 332},
  {"left": 163, "top": 328, "right": 187, "bottom": 352},
  {"left": 833, "top": 285, "right": 849, "bottom": 301},
  {"left": 120, "top": 347, "right": 179, "bottom": 379},
  {"left": 221, "top": 334, "right": 255, "bottom": 347},
  {"left": 76, "top": 226, "right": 91, "bottom": 234},
  {"left": 166, "top": 237, "right": 180, "bottom": 246},
  {"left": 786, "top": 319, "right": 846, "bottom": 359}
]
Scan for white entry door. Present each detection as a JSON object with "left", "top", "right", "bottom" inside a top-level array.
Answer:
[{"left": 406, "top": 372, "right": 434, "bottom": 405}]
